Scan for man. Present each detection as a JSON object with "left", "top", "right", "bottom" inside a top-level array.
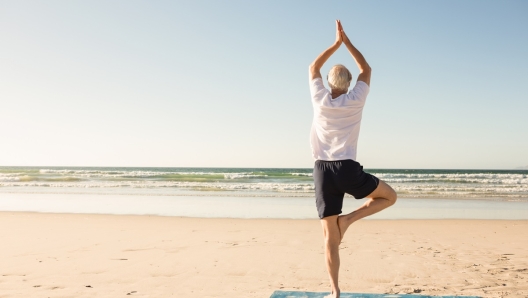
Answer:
[{"left": 309, "top": 20, "right": 397, "bottom": 298}]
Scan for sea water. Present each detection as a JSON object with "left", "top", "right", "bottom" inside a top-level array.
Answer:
[{"left": 1, "top": 166, "right": 527, "bottom": 219}]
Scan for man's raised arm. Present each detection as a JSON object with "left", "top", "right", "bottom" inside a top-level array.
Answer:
[
  {"left": 309, "top": 20, "right": 343, "bottom": 80},
  {"left": 341, "top": 27, "right": 371, "bottom": 86}
]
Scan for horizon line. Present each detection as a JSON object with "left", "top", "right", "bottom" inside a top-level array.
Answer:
[{"left": 1, "top": 165, "right": 526, "bottom": 171}]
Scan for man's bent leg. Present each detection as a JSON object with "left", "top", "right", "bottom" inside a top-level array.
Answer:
[
  {"left": 338, "top": 180, "right": 397, "bottom": 240},
  {"left": 320, "top": 215, "right": 341, "bottom": 298}
]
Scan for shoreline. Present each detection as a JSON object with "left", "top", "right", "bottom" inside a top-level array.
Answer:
[
  {"left": 1, "top": 192, "right": 528, "bottom": 220},
  {"left": 2, "top": 210, "right": 528, "bottom": 221},
  {"left": 1, "top": 212, "right": 526, "bottom": 297},
  {"left": 2, "top": 188, "right": 528, "bottom": 201}
]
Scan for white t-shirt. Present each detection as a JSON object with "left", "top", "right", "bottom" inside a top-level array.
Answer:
[{"left": 309, "top": 78, "right": 370, "bottom": 161}]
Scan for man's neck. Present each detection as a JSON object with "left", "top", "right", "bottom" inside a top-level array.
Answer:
[{"left": 331, "top": 89, "right": 347, "bottom": 99}]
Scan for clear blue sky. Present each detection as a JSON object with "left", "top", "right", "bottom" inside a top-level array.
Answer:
[{"left": 1, "top": 1, "right": 527, "bottom": 169}]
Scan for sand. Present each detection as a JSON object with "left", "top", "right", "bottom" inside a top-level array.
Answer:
[{"left": 0, "top": 212, "right": 527, "bottom": 298}]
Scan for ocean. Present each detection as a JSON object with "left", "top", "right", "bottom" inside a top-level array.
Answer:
[{"left": 1, "top": 166, "right": 527, "bottom": 219}]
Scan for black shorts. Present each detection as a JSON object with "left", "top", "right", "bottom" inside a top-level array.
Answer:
[{"left": 313, "top": 159, "right": 379, "bottom": 219}]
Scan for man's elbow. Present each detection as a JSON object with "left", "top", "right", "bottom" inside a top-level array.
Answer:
[
  {"left": 361, "top": 65, "right": 371, "bottom": 73},
  {"left": 309, "top": 63, "right": 319, "bottom": 73},
  {"left": 309, "top": 64, "right": 322, "bottom": 78}
]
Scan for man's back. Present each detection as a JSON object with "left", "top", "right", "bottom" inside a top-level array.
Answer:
[{"left": 309, "top": 78, "right": 370, "bottom": 161}]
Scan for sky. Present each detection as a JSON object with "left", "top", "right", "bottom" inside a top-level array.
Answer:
[{"left": 1, "top": 0, "right": 527, "bottom": 169}]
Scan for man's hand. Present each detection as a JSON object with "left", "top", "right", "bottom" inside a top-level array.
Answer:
[
  {"left": 340, "top": 23, "right": 350, "bottom": 45},
  {"left": 335, "top": 20, "right": 343, "bottom": 45}
]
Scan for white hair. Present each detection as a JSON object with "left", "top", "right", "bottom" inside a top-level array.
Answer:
[{"left": 327, "top": 64, "right": 352, "bottom": 91}]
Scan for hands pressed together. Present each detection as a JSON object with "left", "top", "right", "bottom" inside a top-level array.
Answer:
[{"left": 335, "top": 19, "right": 350, "bottom": 46}]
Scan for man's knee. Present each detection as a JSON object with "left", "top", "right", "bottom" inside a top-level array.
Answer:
[
  {"left": 377, "top": 180, "right": 397, "bottom": 204},
  {"left": 324, "top": 231, "right": 340, "bottom": 245},
  {"left": 387, "top": 185, "right": 397, "bottom": 205},
  {"left": 324, "top": 236, "right": 340, "bottom": 252}
]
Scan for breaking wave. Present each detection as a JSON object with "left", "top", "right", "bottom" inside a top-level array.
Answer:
[{"left": 1, "top": 167, "right": 527, "bottom": 200}]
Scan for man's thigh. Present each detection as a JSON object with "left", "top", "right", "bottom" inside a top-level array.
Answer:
[{"left": 365, "top": 180, "right": 396, "bottom": 201}]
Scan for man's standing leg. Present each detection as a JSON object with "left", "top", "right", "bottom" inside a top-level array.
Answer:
[{"left": 320, "top": 215, "right": 341, "bottom": 298}]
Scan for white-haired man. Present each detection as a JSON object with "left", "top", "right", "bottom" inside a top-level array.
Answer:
[{"left": 309, "top": 20, "right": 397, "bottom": 298}]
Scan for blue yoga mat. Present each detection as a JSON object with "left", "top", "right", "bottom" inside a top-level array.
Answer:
[{"left": 270, "top": 291, "right": 481, "bottom": 298}]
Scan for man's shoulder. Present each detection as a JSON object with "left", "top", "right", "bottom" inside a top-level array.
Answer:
[
  {"left": 310, "top": 77, "right": 324, "bottom": 86},
  {"left": 310, "top": 78, "right": 330, "bottom": 100},
  {"left": 353, "top": 80, "right": 370, "bottom": 91},
  {"left": 347, "top": 80, "right": 370, "bottom": 101}
]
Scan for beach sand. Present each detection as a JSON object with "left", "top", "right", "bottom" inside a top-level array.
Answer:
[{"left": 0, "top": 212, "right": 527, "bottom": 297}]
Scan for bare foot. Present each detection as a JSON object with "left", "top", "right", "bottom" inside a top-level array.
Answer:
[
  {"left": 324, "top": 288, "right": 340, "bottom": 298},
  {"left": 337, "top": 215, "right": 350, "bottom": 241}
]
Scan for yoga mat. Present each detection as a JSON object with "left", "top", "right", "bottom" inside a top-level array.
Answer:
[{"left": 270, "top": 291, "right": 480, "bottom": 298}]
